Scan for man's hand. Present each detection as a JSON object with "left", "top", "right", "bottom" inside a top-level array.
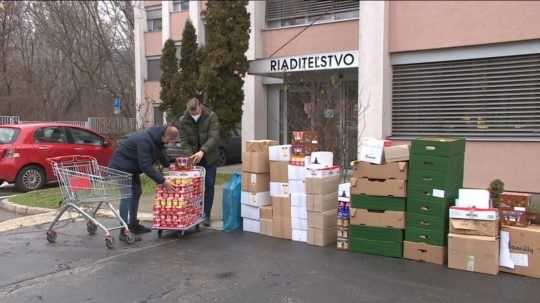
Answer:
[
  {"left": 163, "top": 179, "right": 175, "bottom": 192},
  {"left": 190, "top": 151, "right": 205, "bottom": 164}
]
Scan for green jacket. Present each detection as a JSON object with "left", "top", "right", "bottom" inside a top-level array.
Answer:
[{"left": 177, "top": 106, "right": 221, "bottom": 166}]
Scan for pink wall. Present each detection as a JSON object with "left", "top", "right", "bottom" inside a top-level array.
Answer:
[
  {"left": 390, "top": 1, "right": 540, "bottom": 52},
  {"left": 392, "top": 140, "right": 540, "bottom": 193},
  {"left": 170, "top": 11, "right": 190, "bottom": 41},
  {"left": 262, "top": 20, "right": 359, "bottom": 58},
  {"left": 144, "top": 81, "right": 161, "bottom": 102},
  {"left": 144, "top": 32, "right": 162, "bottom": 57},
  {"left": 144, "top": 1, "right": 161, "bottom": 8}
]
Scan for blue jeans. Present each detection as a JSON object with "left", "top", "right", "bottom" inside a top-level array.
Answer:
[
  {"left": 119, "top": 174, "right": 142, "bottom": 226},
  {"left": 202, "top": 162, "right": 217, "bottom": 218}
]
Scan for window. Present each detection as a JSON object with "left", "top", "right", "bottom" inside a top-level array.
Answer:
[
  {"left": 175, "top": 44, "right": 182, "bottom": 61},
  {"left": 34, "top": 127, "right": 67, "bottom": 144},
  {"left": 146, "top": 8, "right": 162, "bottom": 32},
  {"left": 173, "top": 0, "right": 189, "bottom": 12},
  {"left": 154, "top": 106, "right": 164, "bottom": 126},
  {"left": 67, "top": 128, "right": 103, "bottom": 146},
  {"left": 265, "top": 0, "right": 359, "bottom": 29},
  {"left": 392, "top": 53, "right": 540, "bottom": 140},
  {"left": 0, "top": 127, "right": 19, "bottom": 144},
  {"left": 147, "top": 58, "right": 160, "bottom": 81}
]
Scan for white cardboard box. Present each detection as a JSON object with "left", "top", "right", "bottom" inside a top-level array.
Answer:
[
  {"left": 292, "top": 205, "right": 308, "bottom": 219},
  {"left": 288, "top": 165, "right": 307, "bottom": 181},
  {"left": 292, "top": 229, "right": 308, "bottom": 242},
  {"left": 269, "top": 145, "right": 292, "bottom": 162},
  {"left": 359, "top": 137, "right": 385, "bottom": 164},
  {"left": 270, "top": 182, "right": 289, "bottom": 198},
  {"left": 449, "top": 207, "right": 499, "bottom": 221},
  {"left": 243, "top": 218, "right": 260, "bottom": 234},
  {"left": 241, "top": 204, "right": 260, "bottom": 220},
  {"left": 289, "top": 180, "right": 306, "bottom": 194},
  {"left": 292, "top": 218, "right": 308, "bottom": 230},
  {"left": 456, "top": 189, "right": 491, "bottom": 208},
  {"left": 241, "top": 191, "right": 271, "bottom": 207},
  {"left": 309, "top": 152, "right": 333, "bottom": 168},
  {"left": 291, "top": 193, "right": 307, "bottom": 207}
]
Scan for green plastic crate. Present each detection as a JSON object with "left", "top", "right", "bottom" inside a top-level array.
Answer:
[
  {"left": 350, "top": 238, "right": 403, "bottom": 258},
  {"left": 349, "top": 225, "right": 404, "bottom": 242},
  {"left": 406, "top": 198, "right": 451, "bottom": 218},
  {"left": 351, "top": 195, "right": 406, "bottom": 211},
  {"left": 406, "top": 212, "right": 447, "bottom": 230},
  {"left": 407, "top": 184, "right": 459, "bottom": 204},
  {"left": 405, "top": 226, "right": 446, "bottom": 246},
  {"left": 411, "top": 138, "right": 465, "bottom": 157}
]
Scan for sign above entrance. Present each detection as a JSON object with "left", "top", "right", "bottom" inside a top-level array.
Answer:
[{"left": 249, "top": 51, "right": 359, "bottom": 76}]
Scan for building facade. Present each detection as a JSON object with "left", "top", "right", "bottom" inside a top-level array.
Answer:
[{"left": 134, "top": 0, "right": 540, "bottom": 192}]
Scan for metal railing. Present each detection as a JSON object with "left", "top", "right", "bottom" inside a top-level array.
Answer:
[{"left": 0, "top": 116, "right": 20, "bottom": 125}]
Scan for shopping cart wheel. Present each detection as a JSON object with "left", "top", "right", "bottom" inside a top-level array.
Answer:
[
  {"left": 125, "top": 233, "right": 136, "bottom": 245},
  {"left": 46, "top": 230, "right": 57, "bottom": 243},
  {"left": 157, "top": 230, "right": 163, "bottom": 238},
  {"left": 105, "top": 236, "right": 115, "bottom": 249},
  {"left": 195, "top": 224, "right": 200, "bottom": 231},
  {"left": 87, "top": 221, "right": 98, "bottom": 235}
]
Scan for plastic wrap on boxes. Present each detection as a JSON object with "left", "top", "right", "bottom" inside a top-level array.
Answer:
[
  {"left": 291, "top": 193, "right": 307, "bottom": 207},
  {"left": 292, "top": 218, "right": 308, "bottom": 230},
  {"left": 241, "top": 204, "right": 260, "bottom": 220},
  {"left": 243, "top": 218, "right": 260, "bottom": 234},
  {"left": 292, "top": 205, "right": 307, "bottom": 219},
  {"left": 292, "top": 229, "right": 308, "bottom": 242}
]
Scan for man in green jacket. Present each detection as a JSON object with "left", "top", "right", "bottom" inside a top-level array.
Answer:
[{"left": 177, "top": 97, "right": 220, "bottom": 226}]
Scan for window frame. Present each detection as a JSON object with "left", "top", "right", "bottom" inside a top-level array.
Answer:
[
  {"left": 146, "top": 7, "right": 162, "bottom": 32},
  {"left": 66, "top": 127, "right": 104, "bottom": 146},
  {"left": 173, "top": 0, "right": 190, "bottom": 12},
  {"left": 34, "top": 127, "right": 68, "bottom": 144},
  {"left": 146, "top": 57, "right": 161, "bottom": 81}
]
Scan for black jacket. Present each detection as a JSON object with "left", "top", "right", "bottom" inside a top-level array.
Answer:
[{"left": 108, "top": 126, "right": 171, "bottom": 184}]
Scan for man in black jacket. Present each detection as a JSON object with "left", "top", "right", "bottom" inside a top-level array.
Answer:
[{"left": 109, "top": 125, "right": 178, "bottom": 241}]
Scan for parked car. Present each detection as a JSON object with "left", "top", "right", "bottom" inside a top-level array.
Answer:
[{"left": 0, "top": 123, "right": 114, "bottom": 192}]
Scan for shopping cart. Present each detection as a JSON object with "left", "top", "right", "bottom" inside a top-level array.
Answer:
[
  {"left": 46, "top": 155, "right": 136, "bottom": 249},
  {"left": 153, "top": 164, "right": 206, "bottom": 238}
]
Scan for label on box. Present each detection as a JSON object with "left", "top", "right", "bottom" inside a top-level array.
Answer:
[
  {"left": 281, "top": 183, "right": 289, "bottom": 195},
  {"left": 359, "top": 138, "right": 384, "bottom": 164},
  {"left": 510, "top": 253, "right": 529, "bottom": 267},
  {"left": 449, "top": 207, "right": 499, "bottom": 221},
  {"left": 306, "top": 166, "right": 340, "bottom": 178},
  {"left": 466, "top": 256, "right": 475, "bottom": 272},
  {"left": 250, "top": 174, "right": 257, "bottom": 185},
  {"left": 433, "top": 189, "right": 445, "bottom": 198}
]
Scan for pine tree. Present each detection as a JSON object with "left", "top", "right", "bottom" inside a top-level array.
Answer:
[
  {"left": 159, "top": 39, "right": 179, "bottom": 117},
  {"left": 199, "top": 0, "right": 250, "bottom": 138},
  {"left": 176, "top": 19, "right": 200, "bottom": 118}
]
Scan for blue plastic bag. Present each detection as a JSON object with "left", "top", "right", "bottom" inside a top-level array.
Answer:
[{"left": 222, "top": 172, "right": 242, "bottom": 232}]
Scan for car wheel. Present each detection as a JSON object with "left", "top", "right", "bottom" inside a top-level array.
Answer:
[
  {"left": 16, "top": 165, "right": 46, "bottom": 192},
  {"left": 217, "top": 148, "right": 227, "bottom": 167}
]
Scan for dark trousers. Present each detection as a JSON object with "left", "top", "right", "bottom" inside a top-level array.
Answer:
[
  {"left": 119, "top": 174, "right": 142, "bottom": 226},
  {"left": 202, "top": 161, "right": 217, "bottom": 218}
]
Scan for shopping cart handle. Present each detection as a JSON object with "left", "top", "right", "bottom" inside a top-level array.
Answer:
[{"left": 47, "top": 155, "right": 97, "bottom": 164}]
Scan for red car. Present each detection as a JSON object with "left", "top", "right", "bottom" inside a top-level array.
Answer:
[{"left": 0, "top": 123, "right": 114, "bottom": 192}]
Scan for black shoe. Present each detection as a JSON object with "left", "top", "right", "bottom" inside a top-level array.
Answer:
[
  {"left": 119, "top": 232, "right": 142, "bottom": 242},
  {"left": 202, "top": 217, "right": 211, "bottom": 227},
  {"left": 129, "top": 222, "right": 152, "bottom": 234}
]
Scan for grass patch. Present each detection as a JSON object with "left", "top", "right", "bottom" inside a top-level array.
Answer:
[{"left": 10, "top": 173, "right": 233, "bottom": 209}]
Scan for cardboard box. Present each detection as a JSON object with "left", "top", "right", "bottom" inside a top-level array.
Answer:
[
  {"left": 308, "top": 227, "right": 337, "bottom": 247},
  {"left": 270, "top": 161, "right": 288, "bottom": 182},
  {"left": 241, "top": 172, "right": 270, "bottom": 193},
  {"left": 352, "top": 161, "right": 408, "bottom": 180},
  {"left": 309, "top": 151, "right": 333, "bottom": 168},
  {"left": 449, "top": 218, "right": 499, "bottom": 237},
  {"left": 260, "top": 218, "right": 272, "bottom": 237},
  {"left": 307, "top": 192, "right": 337, "bottom": 212},
  {"left": 272, "top": 197, "right": 291, "bottom": 218},
  {"left": 246, "top": 140, "right": 277, "bottom": 153},
  {"left": 241, "top": 191, "right": 271, "bottom": 207},
  {"left": 403, "top": 241, "right": 446, "bottom": 265},
  {"left": 351, "top": 178, "right": 406, "bottom": 198},
  {"left": 270, "top": 182, "right": 289, "bottom": 198},
  {"left": 305, "top": 175, "right": 340, "bottom": 195},
  {"left": 350, "top": 208, "right": 405, "bottom": 229},
  {"left": 292, "top": 229, "right": 307, "bottom": 242},
  {"left": 288, "top": 165, "right": 307, "bottom": 180},
  {"left": 243, "top": 218, "right": 260, "bottom": 234},
  {"left": 448, "top": 234, "right": 499, "bottom": 275},
  {"left": 308, "top": 209, "right": 337, "bottom": 229},
  {"left": 292, "top": 217, "right": 308, "bottom": 230},
  {"left": 272, "top": 217, "right": 292, "bottom": 239},
  {"left": 305, "top": 166, "right": 340, "bottom": 178},
  {"left": 260, "top": 206, "right": 273, "bottom": 220},
  {"left": 384, "top": 145, "right": 410, "bottom": 163},
  {"left": 359, "top": 138, "right": 385, "bottom": 164},
  {"left": 292, "top": 205, "right": 307, "bottom": 219},
  {"left": 500, "top": 225, "right": 540, "bottom": 278},
  {"left": 291, "top": 193, "right": 307, "bottom": 207},
  {"left": 449, "top": 207, "right": 499, "bottom": 221},
  {"left": 289, "top": 180, "right": 306, "bottom": 194},
  {"left": 269, "top": 145, "right": 291, "bottom": 162},
  {"left": 241, "top": 204, "right": 260, "bottom": 220},
  {"left": 243, "top": 152, "right": 269, "bottom": 173}
]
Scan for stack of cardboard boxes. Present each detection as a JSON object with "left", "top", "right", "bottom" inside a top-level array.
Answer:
[
  {"left": 336, "top": 183, "right": 351, "bottom": 250},
  {"left": 305, "top": 153, "right": 340, "bottom": 247},
  {"left": 349, "top": 145, "right": 409, "bottom": 258},
  {"left": 241, "top": 140, "right": 277, "bottom": 233},
  {"left": 404, "top": 138, "right": 465, "bottom": 265},
  {"left": 269, "top": 145, "right": 292, "bottom": 239}
]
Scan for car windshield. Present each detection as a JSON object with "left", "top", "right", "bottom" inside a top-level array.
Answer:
[{"left": 0, "top": 127, "right": 19, "bottom": 144}]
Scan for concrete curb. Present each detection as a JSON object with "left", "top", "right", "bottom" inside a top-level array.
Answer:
[{"left": 0, "top": 198, "right": 51, "bottom": 215}]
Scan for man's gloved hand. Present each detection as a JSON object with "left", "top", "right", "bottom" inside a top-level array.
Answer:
[{"left": 190, "top": 151, "right": 205, "bottom": 164}]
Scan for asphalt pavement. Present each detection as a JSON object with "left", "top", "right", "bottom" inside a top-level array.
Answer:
[{"left": 0, "top": 220, "right": 536, "bottom": 303}]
